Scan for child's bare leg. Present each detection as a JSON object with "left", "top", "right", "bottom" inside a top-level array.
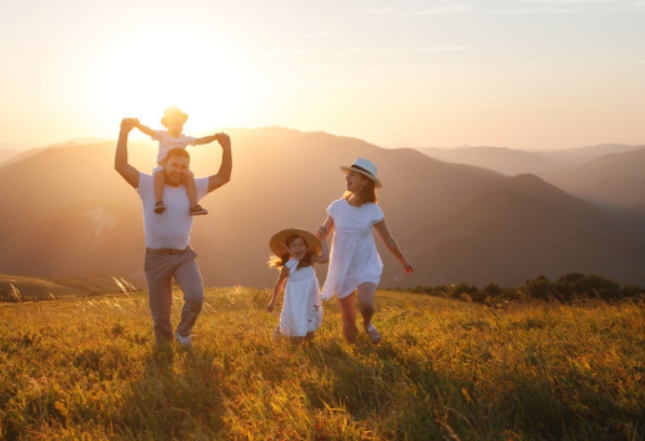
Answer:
[
  {"left": 305, "top": 331, "right": 315, "bottom": 341},
  {"left": 153, "top": 171, "right": 166, "bottom": 214},
  {"left": 186, "top": 173, "right": 208, "bottom": 215}
]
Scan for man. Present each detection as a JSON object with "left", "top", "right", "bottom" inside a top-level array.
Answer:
[{"left": 114, "top": 117, "right": 232, "bottom": 346}]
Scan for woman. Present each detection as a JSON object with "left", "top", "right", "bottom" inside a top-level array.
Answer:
[{"left": 318, "top": 158, "right": 413, "bottom": 344}]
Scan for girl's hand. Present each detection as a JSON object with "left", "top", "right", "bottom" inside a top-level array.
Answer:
[
  {"left": 267, "top": 301, "right": 276, "bottom": 313},
  {"left": 316, "top": 225, "right": 327, "bottom": 239},
  {"left": 401, "top": 259, "right": 413, "bottom": 274}
]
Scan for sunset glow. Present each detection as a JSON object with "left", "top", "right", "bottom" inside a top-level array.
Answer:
[{"left": 0, "top": 0, "right": 643, "bottom": 149}]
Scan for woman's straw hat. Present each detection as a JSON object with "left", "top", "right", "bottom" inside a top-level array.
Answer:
[
  {"left": 340, "top": 158, "right": 382, "bottom": 187},
  {"left": 161, "top": 106, "right": 189, "bottom": 128},
  {"left": 269, "top": 228, "right": 321, "bottom": 256}
]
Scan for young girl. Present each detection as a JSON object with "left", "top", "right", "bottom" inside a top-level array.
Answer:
[
  {"left": 133, "top": 106, "right": 222, "bottom": 216},
  {"left": 319, "top": 158, "right": 413, "bottom": 344},
  {"left": 267, "top": 228, "right": 329, "bottom": 342}
]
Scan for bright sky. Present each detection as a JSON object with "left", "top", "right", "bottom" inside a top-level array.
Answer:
[{"left": 0, "top": 0, "right": 643, "bottom": 150}]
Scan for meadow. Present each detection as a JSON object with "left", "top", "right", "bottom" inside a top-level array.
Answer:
[{"left": 0, "top": 287, "right": 643, "bottom": 440}]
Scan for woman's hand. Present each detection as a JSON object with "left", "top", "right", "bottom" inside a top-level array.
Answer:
[
  {"left": 401, "top": 259, "right": 413, "bottom": 274},
  {"left": 267, "top": 300, "right": 276, "bottom": 313}
]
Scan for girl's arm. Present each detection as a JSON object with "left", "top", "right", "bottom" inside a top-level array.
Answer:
[
  {"left": 267, "top": 266, "right": 289, "bottom": 312},
  {"left": 194, "top": 133, "right": 220, "bottom": 145},
  {"left": 312, "top": 234, "right": 329, "bottom": 264},
  {"left": 374, "top": 218, "right": 413, "bottom": 273},
  {"left": 134, "top": 119, "right": 156, "bottom": 137}
]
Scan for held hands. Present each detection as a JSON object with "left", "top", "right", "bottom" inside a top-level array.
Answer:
[
  {"left": 120, "top": 117, "right": 137, "bottom": 132},
  {"left": 316, "top": 226, "right": 328, "bottom": 239},
  {"left": 215, "top": 132, "right": 231, "bottom": 149}
]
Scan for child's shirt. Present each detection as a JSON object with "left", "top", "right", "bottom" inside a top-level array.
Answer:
[{"left": 152, "top": 130, "right": 197, "bottom": 164}]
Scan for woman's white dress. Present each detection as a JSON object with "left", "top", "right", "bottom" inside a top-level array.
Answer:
[
  {"left": 279, "top": 258, "right": 323, "bottom": 337},
  {"left": 321, "top": 199, "right": 384, "bottom": 300}
]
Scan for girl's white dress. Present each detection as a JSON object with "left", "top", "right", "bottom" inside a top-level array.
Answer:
[
  {"left": 279, "top": 258, "right": 323, "bottom": 337},
  {"left": 321, "top": 198, "right": 384, "bottom": 300}
]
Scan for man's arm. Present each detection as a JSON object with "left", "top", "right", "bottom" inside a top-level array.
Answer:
[
  {"left": 114, "top": 118, "right": 141, "bottom": 189},
  {"left": 207, "top": 133, "right": 232, "bottom": 193}
]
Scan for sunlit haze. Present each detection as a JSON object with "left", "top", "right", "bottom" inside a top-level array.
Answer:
[{"left": 1, "top": 0, "right": 643, "bottom": 150}]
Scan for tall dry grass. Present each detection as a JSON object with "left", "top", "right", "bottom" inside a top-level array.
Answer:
[{"left": 0, "top": 288, "right": 643, "bottom": 440}]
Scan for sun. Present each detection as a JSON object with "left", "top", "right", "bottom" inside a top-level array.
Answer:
[{"left": 81, "top": 23, "right": 262, "bottom": 136}]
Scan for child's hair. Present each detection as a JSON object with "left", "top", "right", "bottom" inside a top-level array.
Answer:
[
  {"left": 343, "top": 177, "right": 378, "bottom": 206},
  {"left": 166, "top": 148, "right": 191, "bottom": 161},
  {"left": 268, "top": 234, "right": 315, "bottom": 270}
]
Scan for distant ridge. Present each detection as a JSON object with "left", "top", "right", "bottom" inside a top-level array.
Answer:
[
  {"left": 542, "top": 147, "right": 645, "bottom": 209},
  {"left": 1, "top": 129, "right": 645, "bottom": 288},
  {"left": 419, "top": 146, "right": 565, "bottom": 176}
]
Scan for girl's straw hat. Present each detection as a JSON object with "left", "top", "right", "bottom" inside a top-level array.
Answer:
[
  {"left": 340, "top": 158, "right": 382, "bottom": 187},
  {"left": 161, "top": 106, "right": 189, "bottom": 127},
  {"left": 269, "top": 228, "right": 322, "bottom": 256}
]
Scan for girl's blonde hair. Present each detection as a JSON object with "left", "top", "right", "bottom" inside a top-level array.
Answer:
[
  {"left": 268, "top": 234, "right": 315, "bottom": 270},
  {"left": 343, "top": 176, "right": 378, "bottom": 206}
]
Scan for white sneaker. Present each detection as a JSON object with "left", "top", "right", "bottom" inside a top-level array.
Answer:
[{"left": 175, "top": 332, "right": 192, "bottom": 347}]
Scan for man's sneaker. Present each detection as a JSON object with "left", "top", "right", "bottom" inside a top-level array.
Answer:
[
  {"left": 154, "top": 201, "right": 166, "bottom": 214},
  {"left": 175, "top": 332, "right": 192, "bottom": 347},
  {"left": 189, "top": 205, "right": 208, "bottom": 216}
]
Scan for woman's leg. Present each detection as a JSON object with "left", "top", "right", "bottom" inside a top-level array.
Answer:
[
  {"left": 337, "top": 292, "right": 358, "bottom": 343},
  {"left": 356, "top": 282, "right": 377, "bottom": 328},
  {"left": 357, "top": 282, "right": 381, "bottom": 343}
]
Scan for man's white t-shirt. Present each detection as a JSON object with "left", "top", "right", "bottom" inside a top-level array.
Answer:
[
  {"left": 152, "top": 130, "right": 197, "bottom": 164},
  {"left": 137, "top": 173, "right": 209, "bottom": 249}
]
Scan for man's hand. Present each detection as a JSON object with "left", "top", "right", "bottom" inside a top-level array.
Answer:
[
  {"left": 216, "top": 133, "right": 231, "bottom": 149},
  {"left": 120, "top": 117, "right": 137, "bottom": 133}
]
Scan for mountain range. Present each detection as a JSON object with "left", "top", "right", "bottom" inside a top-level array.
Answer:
[
  {"left": 419, "top": 144, "right": 645, "bottom": 211},
  {"left": 2, "top": 128, "right": 645, "bottom": 289}
]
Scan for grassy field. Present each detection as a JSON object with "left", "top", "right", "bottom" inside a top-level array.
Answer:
[{"left": 1, "top": 287, "right": 644, "bottom": 440}]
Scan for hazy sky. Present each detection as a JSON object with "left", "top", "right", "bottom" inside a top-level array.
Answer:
[{"left": 1, "top": 0, "right": 643, "bottom": 150}]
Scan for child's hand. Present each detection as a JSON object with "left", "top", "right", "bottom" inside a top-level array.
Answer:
[
  {"left": 316, "top": 226, "right": 327, "bottom": 239},
  {"left": 267, "top": 300, "right": 276, "bottom": 313},
  {"left": 401, "top": 259, "right": 413, "bottom": 274}
]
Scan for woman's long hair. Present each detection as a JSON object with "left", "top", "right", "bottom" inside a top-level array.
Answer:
[
  {"left": 343, "top": 175, "right": 378, "bottom": 207},
  {"left": 268, "top": 234, "right": 314, "bottom": 270}
]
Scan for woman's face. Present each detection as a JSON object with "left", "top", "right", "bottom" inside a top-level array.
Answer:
[
  {"left": 345, "top": 170, "right": 369, "bottom": 193},
  {"left": 286, "top": 236, "right": 308, "bottom": 260}
]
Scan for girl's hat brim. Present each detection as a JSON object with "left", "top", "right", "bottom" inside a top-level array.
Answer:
[
  {"left": 269, "top": 228, "right": 321, "bottom": 256},
  {"left": 340, "top": 165, "right": 382, "bottom": 187}
]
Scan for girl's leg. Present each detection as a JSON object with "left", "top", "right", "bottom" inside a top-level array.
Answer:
[
  {"left": 153, "top": 171, "right": 166, "bottom": 213},
  {"left": 337, "top": 292, "right": 359, "bottom": 343},
  {"left": 305, "top": 331, "right": 315, "bottom": 342},
  {"left": 185, "top": 173, "right": 208, "bottom": 215},
  {"left": 185, "top": 173, "right": 198, "bottom": 209}
]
